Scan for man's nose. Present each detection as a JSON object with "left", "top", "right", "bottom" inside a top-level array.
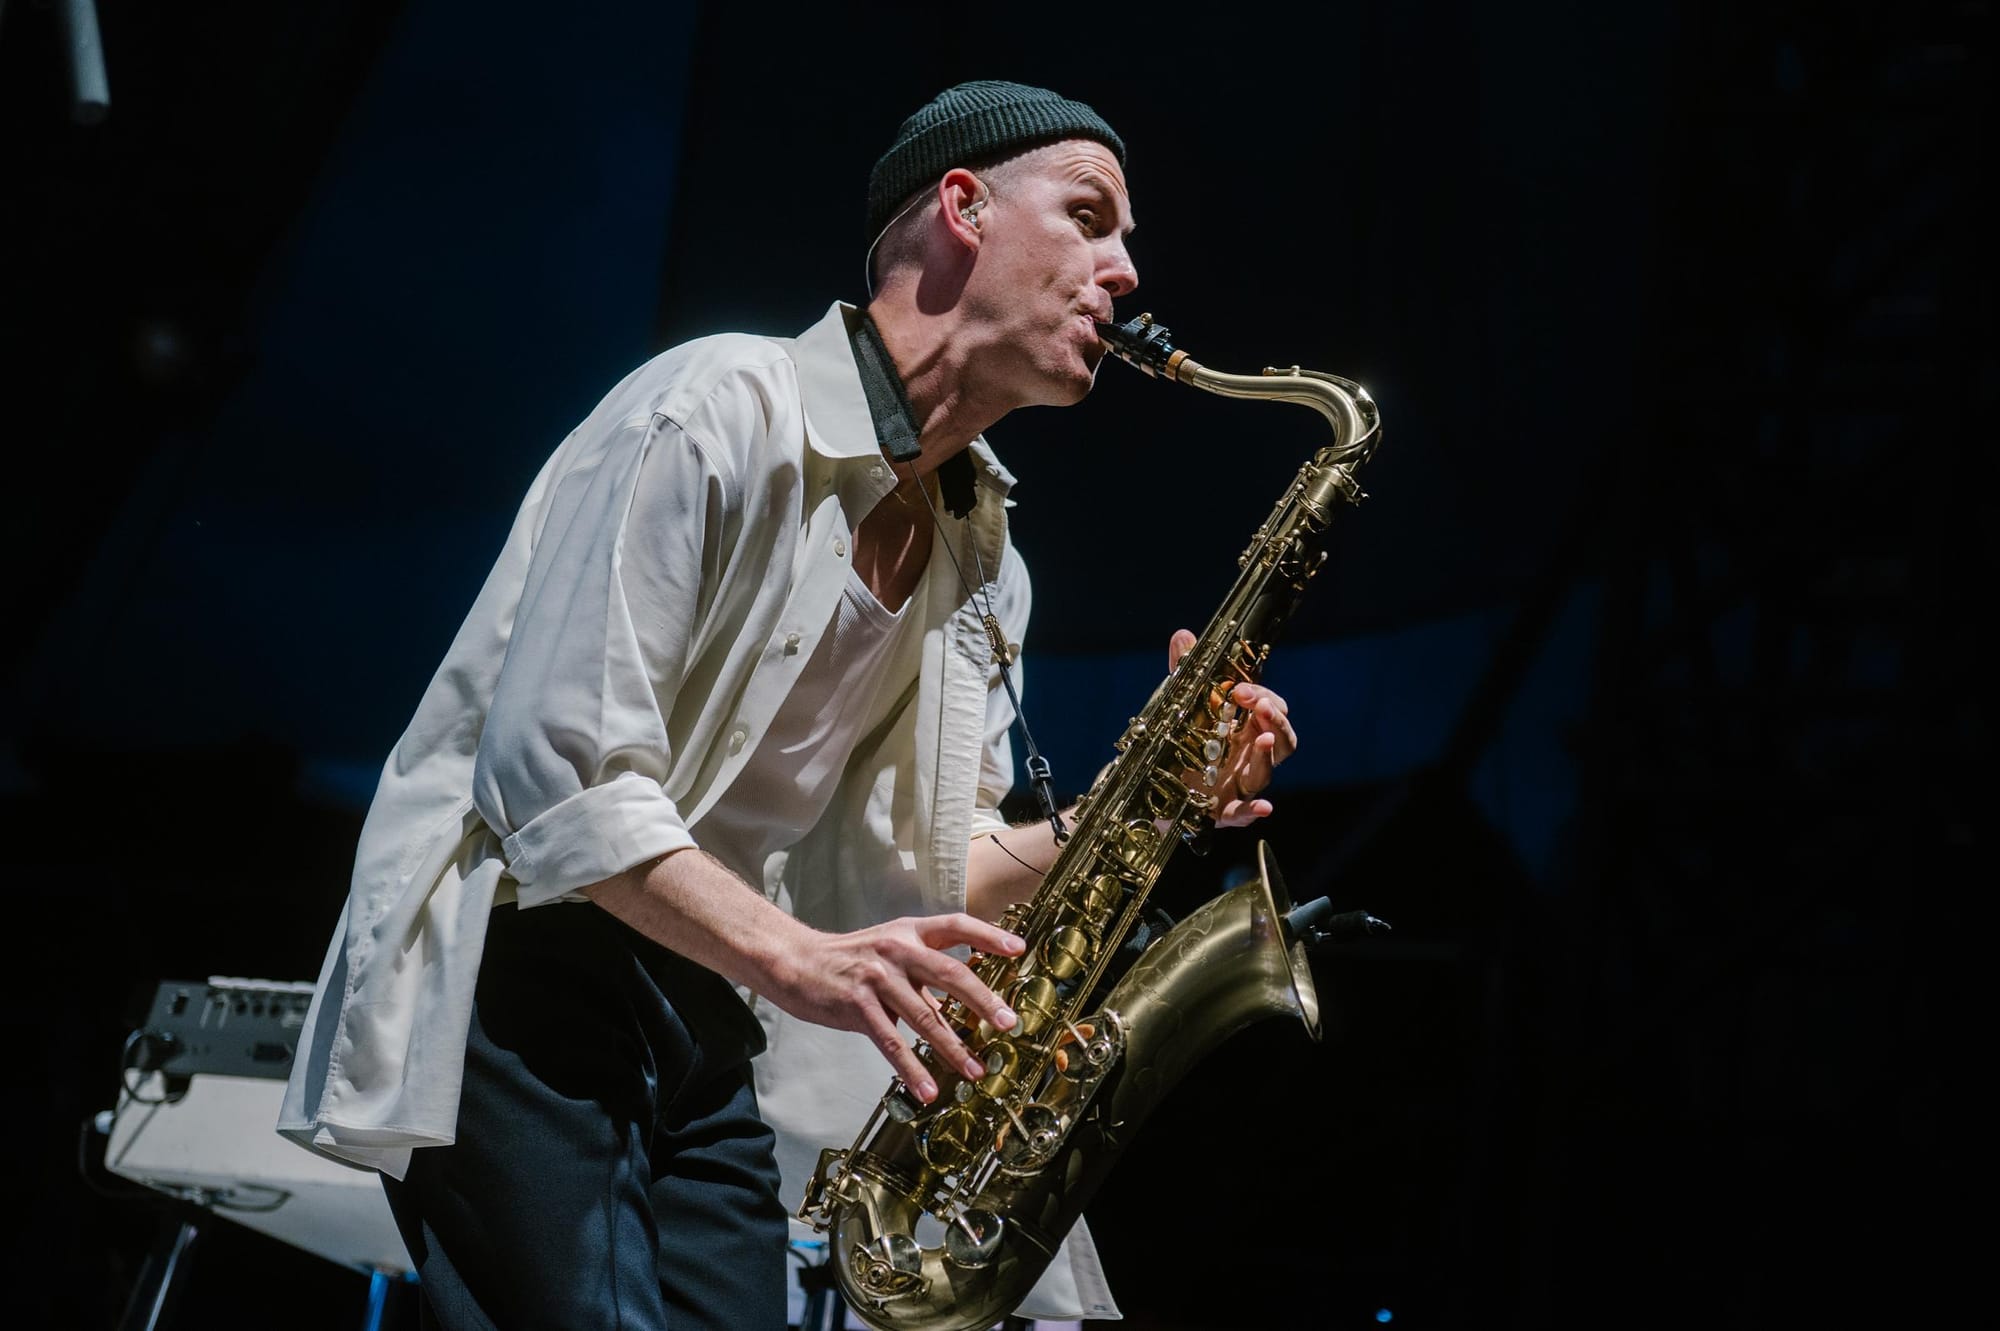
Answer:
[{"left": 1099, "top": 242, "right": 1138, "bottom": 299}]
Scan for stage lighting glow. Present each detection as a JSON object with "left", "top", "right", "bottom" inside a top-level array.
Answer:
[{"left": 1376, "top": 1311, "right": 1393, "bottom": 1324}]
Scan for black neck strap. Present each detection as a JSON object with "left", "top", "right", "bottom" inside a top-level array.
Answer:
[
  {"left": 848, "top": 312, "right": 1064, "bottom": 844},
  {"left": 849, "top": 312, "right": 976, "bottom": 519}
]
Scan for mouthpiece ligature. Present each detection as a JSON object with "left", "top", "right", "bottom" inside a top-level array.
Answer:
[{"left": 1095, "top": 313, "right": 1181, "bottom": 378}]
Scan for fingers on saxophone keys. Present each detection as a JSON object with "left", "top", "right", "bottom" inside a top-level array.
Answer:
[
  {"left": 918, "top": 912, "right": 1026, "bottom": 959},
  {"left": 866, "top": 1009, "right": 937, "bottom": 1103},
  {"left": 912, "top": 951, "right": 1016, "bottom": 1066},
  {"left": 889, "top": 985, "right": 983, "bottom": 1086},
  {"left": 926, "top": 952, "right": 1018, "bottom": 1035}
]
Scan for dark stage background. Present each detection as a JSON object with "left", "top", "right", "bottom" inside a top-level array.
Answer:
[{"left": 4, "top": 1, "right": 1985, "bottom": 1327}]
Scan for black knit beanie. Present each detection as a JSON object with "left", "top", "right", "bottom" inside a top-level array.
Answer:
[{"left": 866, "top": 80, "right": 1126, "bottom": 242}]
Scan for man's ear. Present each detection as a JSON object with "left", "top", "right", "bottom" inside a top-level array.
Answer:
[{"left": 940, "top": 168, "right": 987, "bottom": 248}]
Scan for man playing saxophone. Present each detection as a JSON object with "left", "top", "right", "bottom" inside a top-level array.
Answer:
[{"left": 279, "top": 79, "right": 1297, "bottom": 1328}]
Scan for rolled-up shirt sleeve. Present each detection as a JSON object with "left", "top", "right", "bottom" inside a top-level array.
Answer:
[{"left": 473, "top": 412, "right": 728, "bottom": 908}]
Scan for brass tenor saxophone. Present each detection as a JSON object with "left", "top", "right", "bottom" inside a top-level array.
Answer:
[{"left": 799, "top": 314, "right": 1383, "bottom": 1331}]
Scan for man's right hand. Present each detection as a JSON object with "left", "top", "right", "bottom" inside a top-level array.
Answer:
[
  {"left": 767, "top": 914, "right": 1025, "bottom": 1104},
  {"left": 587, "top": 850, "right": 1025, "bottom": 1104}
]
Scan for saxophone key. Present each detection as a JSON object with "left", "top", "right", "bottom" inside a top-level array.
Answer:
[
  {"left": 850, "top": 1233, "right": 925, "bottom": 1298},
  {"left": 917, "top": 1104, "right": 984, "bottom": 1171},
  {"left": 973, "top": 1039, "right": 1024, "bottom": 1099},
  {"left": 1110, "top": 819, "right": 1154, "bottom": 874},
  {"left": 995, "top": 1103, "right": 1065, "bottom": 1172},
  {"left": 1054, "top": 1021, "right": 1108, "bottom": 1082},
  {"left": 1143, "top": 773, "right": 1189, "bottom": 821},
  {"left": 1005, "top": 974, "right": 1061, "bottom": 1037},
  {"left": 944, "top": 1208, "right": 1005, "bottom": 1268},
  {"left": 883, "top": 1086, "right": 920, "bottom": 1123},
  {"left": 1039, "top": 925, "right": 1093, "bottom": 980},
  {"left": 973, "top": 969, "right": 1040, "bottom": 1044},
  {"left": 1078, "top": 873, "right": 1124, "bottom": 918},
  {"left": 1055, "top": 1016, "right": 1120, "bottom": 1080}
]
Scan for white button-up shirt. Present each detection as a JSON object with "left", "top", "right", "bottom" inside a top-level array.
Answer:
[{"left": 277, "top": 301, "right": 1117, "bottom": 1318}]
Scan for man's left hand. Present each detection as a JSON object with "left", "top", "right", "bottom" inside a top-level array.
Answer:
[{"left": 1167, "top": 628, "right": 1297, "bottom": 828}]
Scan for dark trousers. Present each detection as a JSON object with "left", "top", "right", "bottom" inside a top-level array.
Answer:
[{"left": 381, "top": 901, "right": 787, "bottom": 1330}]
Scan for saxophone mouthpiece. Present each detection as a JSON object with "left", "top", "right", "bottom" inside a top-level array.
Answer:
[{"left": 1096, "top": 312, "right": 1179, "bottom": 377}]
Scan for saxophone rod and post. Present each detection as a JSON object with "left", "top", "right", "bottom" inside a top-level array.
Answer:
[{"left": 798, "top": 312, "right": 1389, "bottom": 1331}]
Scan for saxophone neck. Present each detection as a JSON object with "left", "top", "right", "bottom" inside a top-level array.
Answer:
[{"left": 1096, "top": 313, "right": 1380, "bottom": 462}]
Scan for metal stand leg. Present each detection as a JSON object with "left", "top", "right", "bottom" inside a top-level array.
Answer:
[{"left": 116, "top": 1208, "right": 201, "bottom": 1331}]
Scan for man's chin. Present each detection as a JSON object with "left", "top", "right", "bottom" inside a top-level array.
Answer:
[
  {"left": 1013, "top": 351, "right": 1101, "bottom": 409},
  {"left": 1085, "top": 347, "right": 1109, "bottom": 389},
  {"left": 1063, "top": 351, "right": 1105, "bottom": 401},
  {"left": 1018, "top": 373, "right": 1095, "bottom": 410},
  {"left": 1051, "top": 371, "right": 1096, "bottom": 406}
]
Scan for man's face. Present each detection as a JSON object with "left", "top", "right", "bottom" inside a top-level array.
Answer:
[{"left": 964, "top": 139, "right": 1138, "bottom": 408}]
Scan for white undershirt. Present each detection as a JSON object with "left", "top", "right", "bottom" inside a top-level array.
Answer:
[{"left": 695, "top": 558, "right": 929, "bottom": 885}]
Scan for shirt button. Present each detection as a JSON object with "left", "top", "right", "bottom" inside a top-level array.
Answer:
[
  {"left": 833, "top": 537, "right": 847, "bottom": 558},
  {"left": 784, "top": 632, "right": 801, "bottom": 654},
  {"left": 869, "top": 463, "right": 885, "bottom": 480},
  {"left": 728, "top": 728, "right": 747, "bottom": 753}
]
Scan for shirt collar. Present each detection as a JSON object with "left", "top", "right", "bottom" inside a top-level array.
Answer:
[
  {"left": 791, "top": 301, "right": 881, "bottom": 461},
  {"left": 788, "top": 301, "right": 1017, "bottom": 498}
]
